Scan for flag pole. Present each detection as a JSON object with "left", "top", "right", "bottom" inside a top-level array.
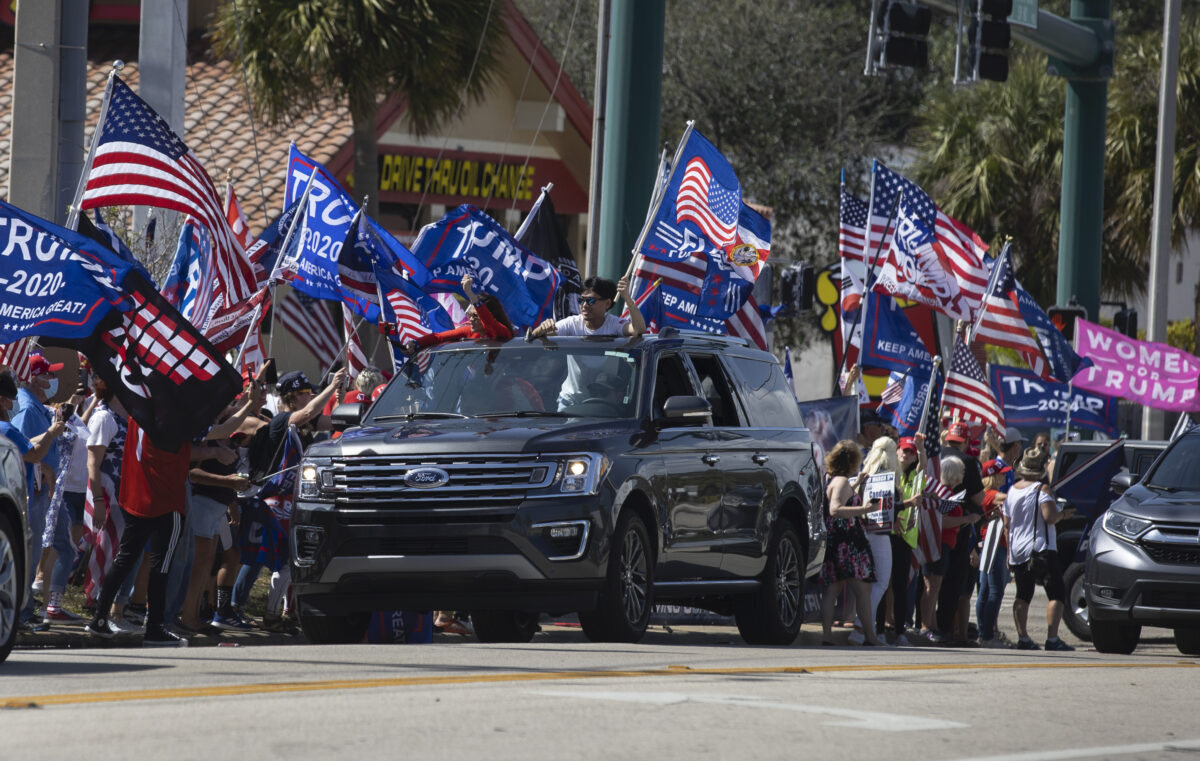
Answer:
[
  {"left": 967, "top": 240, "right": 1009, "bottom": 347},
  {"left": 623, "top": 122, "right": 693, "bottom": 282},
  {"left": 918, "top": 355, "right": 944, "bottom": 437},
  {"left": 231, "top": 296, "right": 265, "bottom": 371},
  {"left": 66, "top": 62, "right": 122, "bottom": 231},
  {"left": 320, "top": 313, "right": 365, "bottom": 387},
  {"left": 834, "top": 181, "right": 903, "bottom": 390},
  {"left": 514, "top": 183, "right": 554, "bottom": 240},
  {"left": 266, "top": 166, "right": 320, "bottom": 358}
]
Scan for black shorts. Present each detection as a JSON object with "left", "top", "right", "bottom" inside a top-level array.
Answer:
[
  {"left": 1013, "top": 550, "right": 1066, "bottom": 603},
  {"left": 923, "top": 543, "right": 952, "bottom": 577}
]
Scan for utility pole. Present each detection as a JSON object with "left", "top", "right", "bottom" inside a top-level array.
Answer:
[
  {"left": 135, "top": 0, "right": 189, "bottom": 236},
  {"left": 1143, "top": 0, "right": 1183, "bottom": 441},
  {"left": 10, "top": 1, "right": 63, "bottom": 222},
  {"left": 584, "top": 0, "right": 611, "bottom": 278},
  {"left": 594, "top": 0, "right": 665, "bottom": 283}
]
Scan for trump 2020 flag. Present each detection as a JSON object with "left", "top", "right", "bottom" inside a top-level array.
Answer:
[
  {"left": 412, "top": 205, "right": 559, "bottom": 328},
  {"left": 160, "top": 219, "right": 210, "bottom": 321},
  {"left": 279, "top": 144, "right": 358, "bottom": 301},
  {"left": 0, "top": 200, "right": 132, "bottom": 344},
  {"left": 640, "top": 126, "right": 742, "bottom": 262}
]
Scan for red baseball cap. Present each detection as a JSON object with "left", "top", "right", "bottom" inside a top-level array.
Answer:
[
  {"left": 946, "top": 422, "right": 969, "bottom": 443},
  {"left": 29, "top": 354, "right": 65, "bottom": 376},
  {"left": 370, "top": 383, "right": 386, "bottom": 402},
  {"left": 898, "top": 437, "right": 919, "bottom": 453}
]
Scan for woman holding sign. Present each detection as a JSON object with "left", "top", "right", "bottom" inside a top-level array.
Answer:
[
  {"left": 854, "top": 437, "right": 899, "bottom": 644},
  {"left": 820, "top": 441, "right": 885, "bottom": 647}
]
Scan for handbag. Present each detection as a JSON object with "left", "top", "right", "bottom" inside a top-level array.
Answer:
[{"left": 1022, "top": 487, "right": 1052, "bottom": 580}]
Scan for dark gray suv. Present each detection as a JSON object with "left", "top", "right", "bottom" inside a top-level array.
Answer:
[
  {"left": 1085, "top": 428, "right": 1200, "bottom": 655},
  {"left": 0, "top": 434, "right": 29, "bottom": 664},
  {"left": 290, "top": 332, "right": 826, "bottom": 645}
]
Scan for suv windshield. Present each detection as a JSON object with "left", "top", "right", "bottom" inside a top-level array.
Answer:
[
  {"left": 369, "top": 344, "right": 642, "bottom": 421},
  {"left": 1142, "top": 434, "right": 1200, "bottom": 492}
]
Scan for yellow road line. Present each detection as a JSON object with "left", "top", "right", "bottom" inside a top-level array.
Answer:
[{"left": 4, "top": 661, "right": 1196, "bottom": 708}]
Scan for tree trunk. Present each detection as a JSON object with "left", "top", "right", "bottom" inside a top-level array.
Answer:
[{"left": 351, "top": 101, "right": 380, "bottom": 220}]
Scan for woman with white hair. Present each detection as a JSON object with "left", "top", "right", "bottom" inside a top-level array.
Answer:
[{"left": 851, "top": 436, "right": 898, "bottom": 643}]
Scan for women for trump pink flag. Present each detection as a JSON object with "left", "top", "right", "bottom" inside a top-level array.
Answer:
[{"left": 1072, "top": 319, "right": 1200, "bottom": 411}]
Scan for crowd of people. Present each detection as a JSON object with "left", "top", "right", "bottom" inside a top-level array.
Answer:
[
  {"left": 2, "top": 274, "right": 644, "bottom": 648},
  {"left": 817, "top": 397, "right": 1078, "bottom": 651}
]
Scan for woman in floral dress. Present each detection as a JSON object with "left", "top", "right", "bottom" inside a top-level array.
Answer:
[{"left": 820, "top": 440, "right": 883, "bottom": 646}]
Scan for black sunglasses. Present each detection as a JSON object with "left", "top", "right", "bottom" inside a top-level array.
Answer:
[{"left": 580, "top": 296, "right": 606, "bottom": 305}]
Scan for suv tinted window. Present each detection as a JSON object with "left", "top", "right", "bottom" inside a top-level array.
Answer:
[
  {"left": 652, "top": 353, "right": 697, "bottom": 419},
  {"left": 1143, "top": 434, "right": 1200, "bottom": 491},
  {"left": 687, "top": 353, "right": 742, "bottom": 427},
  {"left": 727, "top": 356, "right": 804, "bottom": 428}
]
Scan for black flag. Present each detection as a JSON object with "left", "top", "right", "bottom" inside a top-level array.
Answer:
[
  {"left": 47, "top": 270, "right": 243, "bottom": 452},
  {"left": 516, "top": 193, "right": 582, "bottom": 321}
]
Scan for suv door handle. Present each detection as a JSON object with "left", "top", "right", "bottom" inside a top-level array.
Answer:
[
  {"left": 752, "top": 454, "right": 769, "bottom": 465},
  {"left": 702, "top": 454, "right": 720, "bottom": 466}
]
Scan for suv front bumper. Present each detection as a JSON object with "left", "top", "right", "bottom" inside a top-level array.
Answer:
[
  {"left": 1085, "top": 527, "right": 1200, "bottom": 628},
  {"left": 289, "top": 495, "right": 613, "bottom": 615}
]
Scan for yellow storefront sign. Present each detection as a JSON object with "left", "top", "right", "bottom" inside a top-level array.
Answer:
[{"left": 379, "top": 154, "right": 536, "bottom": 202}]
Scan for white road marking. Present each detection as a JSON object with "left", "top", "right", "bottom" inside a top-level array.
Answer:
[
  {"left": 947, "top": 738, "right": 1200, "bottom": 761},
  {"left": 529, "top": 689, "right": 968, "bottom": 732}
]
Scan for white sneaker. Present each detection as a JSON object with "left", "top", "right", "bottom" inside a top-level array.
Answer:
[
  {"left": 847, "top": 629, "right": 866, "bottom": 645},
  {"left": 980, "top": 637, "right": 1010, "bottom": 649}
]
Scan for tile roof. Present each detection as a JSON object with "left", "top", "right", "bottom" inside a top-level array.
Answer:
[{"left": 0, "top": 27, "right": 351, "bottom": 232}]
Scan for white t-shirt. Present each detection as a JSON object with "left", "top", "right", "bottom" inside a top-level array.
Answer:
[
  {"left": 1003, "top": 482, "right": 1058, "bottom": 564},
  {"left": 87, "top": 407, "right": 119, "bottom": 450},
  {"left": 62, "top": 416, "right": 91, "bottom": 492},
  {"left": 556, "top": 314, "right": 629, "bottom": 406}
]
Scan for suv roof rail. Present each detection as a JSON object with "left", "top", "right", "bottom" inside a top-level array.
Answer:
[{"left": 654, "top": 327, "right": 749, "bottom": 347}]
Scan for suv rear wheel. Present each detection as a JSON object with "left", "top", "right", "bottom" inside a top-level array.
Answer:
[
  {"left": 580, "top": 512, "right": 653, "bottom": 643},
  {"left": 0, "top": 512, "right": 19, "bottom": 664},
  {"left": 472, "top": 610, "right": 539, "bottom": 643},
  {"left": 1062, "top": 562, "right": 1092, "bottom": 642},
  {"left": 1174, "top": 627, "right": 1200, "bottom": 656},
  {"left": 1090, "top": 619, "right": 1141, "bottom": 654},
  {"left": 735, "top": 518, "right": 804, "bottom": 645},
  {"left": 298, "top": 610, "right": 370, "bottom": 644}
]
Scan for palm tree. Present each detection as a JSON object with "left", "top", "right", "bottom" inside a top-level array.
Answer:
[{"left": 211, "top": 0, "right": 504, "bottom": 218}]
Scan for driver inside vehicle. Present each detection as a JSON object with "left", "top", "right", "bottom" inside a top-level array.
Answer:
[{"left": 562, "top": 364, "right": 631, "bottom": 417}]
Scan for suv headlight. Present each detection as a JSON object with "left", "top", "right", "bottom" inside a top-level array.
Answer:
[
  {"left": 1101, "top": 509, "right": 1151, "bottom": 542},
  {"left": 526, "top": 453, "right": 608, "bottom": 497},
  {"left": 298, "top": 457, "right": 335, "bottom": 506}
]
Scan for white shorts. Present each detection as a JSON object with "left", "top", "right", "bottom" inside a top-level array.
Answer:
[{"left": 190, "top": 494, "right": 230, "bottom": 539}]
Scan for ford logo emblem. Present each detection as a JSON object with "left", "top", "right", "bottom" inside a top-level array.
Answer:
[{"left": 404, "top": 467, "right": 450, "bottom": 489}]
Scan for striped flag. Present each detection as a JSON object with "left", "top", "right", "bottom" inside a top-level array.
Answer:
[
  {"left": 343, "top": 303, "right": 368, "bottom": 375},
  {"left": 225, "top": 182, "right": 255, "bottom": 252},
  {"left": 676, "top": 156, "right": 740, "bottom": 247},
  {"left": 277, "top": 291, "right": 341, "bottom": 368},
  {"left": 880, "top": 371, "right": 907, "bottom": 406},
  {"left": 840, "top": 185, "right": 869, "bottom": 369},
  {"left": 726, "top": 294, "right": 767, "bottom": 350},
  {"left": 80, "top": 76, "right": 258, "bottom": 348},
  {"left": 971, "top": 245, "right": 1050, "bottom": 379},
  {"left": 0, "top": 338, "right": 34, "bottom": 383},
  {"left": 942, "top": 336, "right": 1005, "bottom": 431}
]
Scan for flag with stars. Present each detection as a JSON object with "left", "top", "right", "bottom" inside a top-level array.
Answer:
[
  {"left": 80, "top": 76, "right": 259, "bottom": 350},
  {"left": 943, "top": 335, "right": 1004, "bottom": 431},
  {"left": 839, "top": 183, "right": 870, "bottom": 370},
  {"left": 867, "top": 161, "right": 989, "bottom": 321},
  {"left": 971, "top": 243, "right": 1052, "bottom": 380},
  {"left": 639, "top": 127, "right": 742, "bottom": 264}
]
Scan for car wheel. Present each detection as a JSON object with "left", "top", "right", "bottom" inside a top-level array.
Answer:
[
  {"left": 580, "top": 512, "right": 654, "bottom": 643},
  {"left": 298, "top": 608, "right": 370, "bottom": 644},
  {"left": 0, "top": 512, "right": 19, "bottom": 665},
  {"left": 1062, "top": 562, "right": 1092, "bottom": 642},
  {"left": 472, "top": 610, "right": 539, "bottom": 643},
  {"left": 1090, "top": 618, "right": 1141, "bottom": 655},
  {"left": 735, "top": 518, "right": 804, "bottom": 645},
  {"left": 1174, "top": 627, "right": 1200, "bottom": 657}
]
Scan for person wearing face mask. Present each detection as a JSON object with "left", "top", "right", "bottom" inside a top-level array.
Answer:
[{"left": 11, "top": 353, "right": 68, "bottom": 625}]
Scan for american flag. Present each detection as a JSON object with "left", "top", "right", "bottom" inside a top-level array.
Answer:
[
  {"left": 343, "top": 303, "right": 368, "bottom": 376},
  {"left": 726, "top": 294, "right": 767, "bottom": 350},
  {"left": 629, "top": 252, "right": 706, "bottom": 299},
  {"left": 81, "top": 77, "right": 258, "bottom": 328},
  {"left": 676, "top": 157, "right": 740, "bottom": 247},
  {"left": 0, "top": 338, "right": 34, "bottom": 383},
  {"left": 971, "top": 245, "right": 1050, "bottom": 379},
  {"left": 942, "top": 336, "right": 1004, "bottom": 431},
  {"left": 234, "top": 294, "right": 269, "bottom": 380},
  {"left": 840, "top": 187, "right": 869, "bottom": 369},
  {"left": 880, "top": 371, "right": 906, "bottom": 406},
  {"left": 383, "top": 288, "right": 433, "bottom": 373},
  {"left": 277, "top": 291, "right": 341, "bottom": 368},
  {"left": 867, "top": 161, "right": 988, "bottom": 319},
  {"left": 839, "top": 184, "right": 869, "bottom": 263}
]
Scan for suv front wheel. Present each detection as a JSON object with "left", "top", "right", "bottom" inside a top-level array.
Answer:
[
  {"left": 580, "top": 512, "right": 653, "bottom": 643},
  {"left": 1090, "top": 619, "right": 1141, "bottom": 654},
  {"left": 1175, "top": 627, "right": 1200, "bottom": 656},
  {"left": 735, "top": 518, "right": 804, "bottom": 645}
]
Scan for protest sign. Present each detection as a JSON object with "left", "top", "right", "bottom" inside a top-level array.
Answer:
[
  {"left": 863, "top": 471, "right": 895, "bottom": 533},
  {"left": 990, "top": 364, "right": 1120, "bottom": 436},
  {"left": 797, "top": 395, "right": 860, "bottom": 473},
  {"left": 1071, "top": 319, "right": 1200, "bottom": 412}
]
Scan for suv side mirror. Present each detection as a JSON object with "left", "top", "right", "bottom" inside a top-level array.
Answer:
[
  {"left": 1110, "top": 471, "right": 1134, "bottom": 495},
  {"left": 659, "top": 395, "right": 712, "bottom": 427},
  {"left": 330, "top": 402, "right": 364, "bottom": 432}
]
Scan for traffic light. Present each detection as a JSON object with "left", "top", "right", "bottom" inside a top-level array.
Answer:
[
  {"left": 778, "top": 263, "right": 815, "bottom": 316},
  {"left": 871, "top": 1, "right": 933, "bottom": 71},
  {"left": 1114, "top": 307, "right": 1138, "bottom": 338},
  {"left": 967, "top": 0, "right": 1012, "bottom": 82},
  {"left": 1048, "top": 303, "right": 1087, "bottom": 342}
]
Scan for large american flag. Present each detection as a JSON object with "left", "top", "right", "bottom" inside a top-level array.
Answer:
[
  {"left": 942, "top": 336, "right": 1004, "bottom": 431},
  {"left": 277, "top": 291, "right": 341, "bottom": 368},
  {"left": 81, "top": 77, "right": 258, "bottom": 328},
  {"left": 867, "top": 161, "right": 989, "bottom": 319},
  {"left": 839, "top": 187, "right": 869, "bottom": 369},
  {"left": 972, "top": 245, "right": 1050, "bottom": 379},
  {"left": 676, "top": 157, "right": 740, "bottom": 247},
  {"left": 839, "top": 185, "right": 869, "bottom": 263},
  {"left": 0, "top": 338, "right": 34, "bottom": 383}
]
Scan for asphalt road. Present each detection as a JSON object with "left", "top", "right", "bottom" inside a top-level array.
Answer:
[{"left": 4, "top": 621, "right": 1197, "bottom": 761}]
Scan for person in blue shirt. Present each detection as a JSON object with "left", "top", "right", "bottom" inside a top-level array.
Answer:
[{"left": 0, "top": 366, "right": 67, "bottom": 626}]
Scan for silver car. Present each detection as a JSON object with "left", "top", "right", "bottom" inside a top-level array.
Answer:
[
  {"left": 0, "top": 433, "right": 29, "bottom": 664},
  {"left": 1085, "top": 428, "right": 1200, "bottom": 655}
]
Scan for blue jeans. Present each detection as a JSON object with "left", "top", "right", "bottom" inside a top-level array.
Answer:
[
  {"left": 21, "top": 485, "right": 51, "bottom": 620},
  {"left": 233, "top": 562, "right": 263, "bottom": 609},
  {"left": 49, "top": 492, "right": 86, "bottom": 593},
  {"left": 976, "top": 558, "right": 1011, "bottom": 641},
  {"left": 164, "top": 499, "right": 195, "bottom": 622}
]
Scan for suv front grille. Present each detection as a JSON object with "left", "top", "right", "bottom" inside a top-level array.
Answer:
[
  {"left": 329, "top": 454, "right": 555, "bottom": 515},
  {"left": 1143, "top": 544, "right": 1200, "bottom": 566},
  {"left": 1140, "top": 590, "right": 1200, "bottom": 610}
]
